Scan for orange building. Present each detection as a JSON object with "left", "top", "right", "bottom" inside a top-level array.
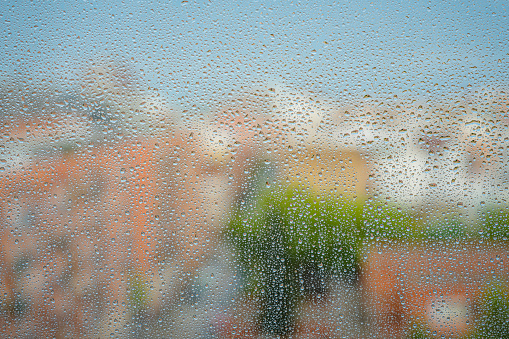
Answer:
[
  {"left": 362, "top": 242, "right": 509, "bottom": 338},
  {"left": 0, "top": 96, "right": 262, "bottom": 337},
  {"left": 0, "top": 116, "right": 191, "bottom": 335}
]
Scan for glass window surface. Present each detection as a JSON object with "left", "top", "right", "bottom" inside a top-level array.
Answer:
[{"left": 1, "top": 0, "right": 508, "bottom": 337}]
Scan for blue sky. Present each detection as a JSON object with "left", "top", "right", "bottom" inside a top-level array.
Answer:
[{"left": 1, "top": 0, "right": 508, "bottom": 105}]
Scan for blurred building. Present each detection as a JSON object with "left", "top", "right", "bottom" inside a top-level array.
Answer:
[
  {"left": 360, "top": 92, "right": 509, "bottom": 215},
  {"left": 362, "top": 242, "right": 509, "bottom": 338}
]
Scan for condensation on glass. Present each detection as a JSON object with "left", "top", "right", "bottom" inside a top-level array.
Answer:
[{"left": 1, "top": 0, "right": 508, "bottom": 338}]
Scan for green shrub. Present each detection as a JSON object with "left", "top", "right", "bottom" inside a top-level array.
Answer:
[
  {"left": 225, "top": 185, "right": 417, "bottom": 335},
  {"left": 405, "top": 322, "right": 434, "bottom": 339},
  {"left": 480, "top": 208, "right": 509, "bottom": 241},
  {"left": 128, "top": 274, "right": 148, "bottom": 314},
  {"left": 469, "top": 280, "right": 509, "bottom": 339}
]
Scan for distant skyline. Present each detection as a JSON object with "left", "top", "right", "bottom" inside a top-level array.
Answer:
[{"left": 1, "top": 0, "right": 508, "bottom": 106}]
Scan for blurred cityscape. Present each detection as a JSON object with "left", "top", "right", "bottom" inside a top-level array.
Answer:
[{"left": 1, "top": 62, "right": 509, "bottom": 338}]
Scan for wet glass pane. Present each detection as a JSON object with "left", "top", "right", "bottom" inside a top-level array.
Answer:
[{"left": 1, "top": 0, "right": 508, "bottom": 337}]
